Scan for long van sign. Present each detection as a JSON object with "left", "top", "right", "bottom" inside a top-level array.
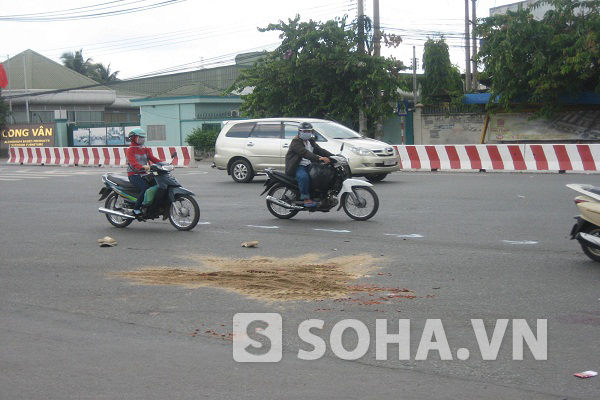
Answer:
[{"left": 1, "top": 124, "right": 56, "bottom": 147}]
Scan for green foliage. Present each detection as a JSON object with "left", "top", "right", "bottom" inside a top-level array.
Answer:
[
  {"left": 227, "top": 15, "right": 409, "bottom": 137},
  {"left": 185, "top": 126, "right": 220, "bottom": 152},
  {"left": 420, "top": 37, "right": 464, "bottom": 105},
  {"left": 89, "top": 63, "right": 120, "bottom": 83},
  {"left": 61, "top": 49, "right": 119, "bottom": 83},
  {"left": 476, "top": 0, "right": 600, "bottom": 117}
]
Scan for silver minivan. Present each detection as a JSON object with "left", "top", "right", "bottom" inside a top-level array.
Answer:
[{"left": 212, "top": 118, "right": 400, "bottom": 183}]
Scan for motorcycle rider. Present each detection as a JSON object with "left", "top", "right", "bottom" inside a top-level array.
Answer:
[
  {"left": 126, "top": 128, "right": 162, "bottom": 215},
  {"left": 285, "top": 122, "right": 332, "bottom": 207}
]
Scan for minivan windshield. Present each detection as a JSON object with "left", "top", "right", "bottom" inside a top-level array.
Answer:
[{"left": 312, "top": 122, "right": 363, "bottom": 139}]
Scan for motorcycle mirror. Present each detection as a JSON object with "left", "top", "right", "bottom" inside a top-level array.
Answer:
[{"left": 171, "top": 152, "right": 177, "bottom": 158}]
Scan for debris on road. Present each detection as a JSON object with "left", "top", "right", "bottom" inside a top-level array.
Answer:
[
  {"left": 574, "top": 371, "right": 598, "bottom": 378},
  {"left": 98, "top": 236, "right": 117, "bottom": 247},
  {"left": 241, "top": 240, "right": 259, "bottom": 248},
  {"left": 113, "top": 253, "right": 383, "bottom": 301}
]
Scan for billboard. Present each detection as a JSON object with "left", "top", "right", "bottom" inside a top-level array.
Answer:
[{"left": 0, "top": 124, "right": 56, "bottom": 147}]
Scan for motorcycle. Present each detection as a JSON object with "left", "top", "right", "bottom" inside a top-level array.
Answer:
[
  {"left": 98, "top": 154, "right": 200, "bottom": 231},
  {"left": 260, "top": 152, "right": 379, "bottom": 221},
  {"left": 567, "top": 183, "right": 600, "bottom": 261}
]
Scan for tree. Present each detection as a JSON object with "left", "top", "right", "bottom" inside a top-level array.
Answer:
[
  {"left": 420, "top": 37, "right": 463, "bottom": 105},
  {"left": 60, "top": 49, "right": 95, "bottom": 76},
  {"left": 228, "top": 15, "right": 408, "bottom": 137},
  {"left": 476, "top": 0, "right": 600, "bottom": 117},
  {"left": 90, "top": 63, "right": 120, "bottom": 83},
  {"left": 61, "top": 49, "right": 119, "bottom": 83}
]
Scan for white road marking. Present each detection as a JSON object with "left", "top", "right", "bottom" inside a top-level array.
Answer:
[
  {"left": 502, "top": 240, "right": 538, "bottom": 245},
  {"left": 198, "top": 222, "right": 211, "bottom": 225},
  {"left": 247, "top": 225, "right": 279, "bottom": 229},
  {"left": 384, "top": 233, "right": 424, "bottom": 238},
  {"left": 314, "top": 229, "right": 351, "bottom": 233},
  {"left": 0, "top": 175, "right": 48, "bottom": 179}
]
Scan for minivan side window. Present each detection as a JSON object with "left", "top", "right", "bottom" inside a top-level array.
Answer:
[
  {"left": 284, "top": 122, "right": 327, "bottom": 142},
  {"left": 284, "top": 123, "right": 299, "bottom": 139},
  {"left": 249, "top": 123, "right": 282, "bottom": 138},
  {"left": 225, "top": 122, "right": 256, "bottom": 138}
]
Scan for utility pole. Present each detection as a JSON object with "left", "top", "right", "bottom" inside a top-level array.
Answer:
[
  {"left": 357, "top": 0, "right": 367, "bottom": 135},
  {"left": 471, "top": 0, "right": 478, "bottom": 91},
  {"left": 464, "top": 0, "right": 471, "bottom": 93},
  {"left": 373, "top": 0, "right": 381, "bottom": 57},
  {"left": 412, "top": 46, "right": 418, "bottom": 105},
  {"left": 22, "top": 54, "right": 29, "bottom": 123},
  {"left": 373, "top": 0, "right": 383, "bottom": 140}
]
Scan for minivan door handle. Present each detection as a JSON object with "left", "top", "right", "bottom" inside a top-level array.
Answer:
[
  {"left": 246, "top": 142, "right": 254, "bottom": 147},
  {"left": 282, "top": 144, "right": 289, "bottom": 148}
]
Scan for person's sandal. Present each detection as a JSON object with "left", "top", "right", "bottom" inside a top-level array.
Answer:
[{"left": 303, "top": 200, "right": 317, "bottom": 207}]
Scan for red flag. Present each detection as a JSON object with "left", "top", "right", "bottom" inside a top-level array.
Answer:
[{"left": 0, "top": 64, "right": 8, "bottom": 88}]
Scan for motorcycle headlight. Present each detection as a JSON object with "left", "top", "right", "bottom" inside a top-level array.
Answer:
[{"left": 349, "top": 146, "right": 375, "bottom": 157}]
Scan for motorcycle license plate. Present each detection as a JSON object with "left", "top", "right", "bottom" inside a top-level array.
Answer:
[{"left": 384, "top": 160, "right": 396, "bottom": 166}]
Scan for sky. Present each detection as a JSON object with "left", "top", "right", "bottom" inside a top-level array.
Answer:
[{"left": 0, "top": 0, "right": 519, "bottom": 80}]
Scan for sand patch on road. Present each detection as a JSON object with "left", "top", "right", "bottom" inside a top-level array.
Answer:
[{"left": 113, "top": 253, "right": 384, "bottom": 301}]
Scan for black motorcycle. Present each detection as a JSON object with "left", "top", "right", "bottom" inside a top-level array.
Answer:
[
  {"left": 260, "top": 153, "right": 379, "bottom": 221},
  {"left": 98, "top": 156, "right": 199, "bottom": 231}
]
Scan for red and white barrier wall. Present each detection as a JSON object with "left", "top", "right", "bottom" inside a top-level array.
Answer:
[
  {"left": 393, "top": 144, "right": 600, "bottom": 172},
  {"left": 7, "top": 146, "right": 195, "bottom": 167}
]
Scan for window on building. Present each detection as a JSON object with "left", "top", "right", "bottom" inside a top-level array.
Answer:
[
  {"left": 147, "top": 125, "right": 167, "bottom": 141},
  {"left": 105, "top": 111, "right": 140, "bottom": 124},
  {"left": 67, "top": 111, "right": 104, "bottom": 124}
]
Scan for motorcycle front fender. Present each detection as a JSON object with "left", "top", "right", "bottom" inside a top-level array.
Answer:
[
  {"left": 338, "top": 179, "right": 373, "bottom": 197},
  {"left": 168, "top": 187, "right": 195, "bottom": 202},
  {"left": 336, "top": 179, "right": 374, "bottom": 210}
]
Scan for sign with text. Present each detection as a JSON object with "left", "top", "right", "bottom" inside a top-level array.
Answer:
[{"left": 1, "top": 124, "right": 56, "bottom": 147}]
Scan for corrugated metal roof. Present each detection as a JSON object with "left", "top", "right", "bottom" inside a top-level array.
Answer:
[
  {"left": 110, "top": 65, "right": 246, "bottom": 98},
  {"left": 1, "top": 49, "right": 107, "bottom": 90}
]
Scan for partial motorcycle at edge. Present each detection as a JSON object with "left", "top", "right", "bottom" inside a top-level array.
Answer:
[{"left": 567, "top": 183, "right": 600, "bottom": 261}]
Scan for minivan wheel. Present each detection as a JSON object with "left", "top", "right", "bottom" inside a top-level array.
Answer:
[
  {"left": 230, "top": 159, "right": 254, "bottom": 183},
  {"left": 365, "top": 173, "right": 388, "bottom": 182}
]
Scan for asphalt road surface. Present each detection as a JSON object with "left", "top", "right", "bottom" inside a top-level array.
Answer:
[{"left": 0, "top": 162, "right": 598, "bottom": 400}]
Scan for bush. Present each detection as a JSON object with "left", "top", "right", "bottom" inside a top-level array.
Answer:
[{"left": 185, "top": 126, "right": 220, "bottom": 157}]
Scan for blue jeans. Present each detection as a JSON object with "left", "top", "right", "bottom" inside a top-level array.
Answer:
[
  {"left": 295, "top": 165, "right": 311, "bottom": 200},
  {"left": 128, "top": 174, "right": 149, "bottom": 210}
]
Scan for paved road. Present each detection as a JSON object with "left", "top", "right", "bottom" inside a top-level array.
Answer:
[{"left": 0, "top": 162, "right": 598, "bottom": 399}]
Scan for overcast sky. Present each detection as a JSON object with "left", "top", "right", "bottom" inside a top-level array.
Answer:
[{"left": 1, "top": 0, "right": 517, "bottom": 80}]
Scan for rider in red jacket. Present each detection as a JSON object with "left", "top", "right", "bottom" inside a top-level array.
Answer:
[{"left": 126, "top": 128, "right": 162, "bottom": 215}]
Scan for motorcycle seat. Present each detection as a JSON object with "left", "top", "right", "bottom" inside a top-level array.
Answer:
[{"left": 106, "top": 173, "right": 137, "bottom": 189}]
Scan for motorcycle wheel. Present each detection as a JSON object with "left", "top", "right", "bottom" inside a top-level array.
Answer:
[
  {"left": 104, "top": 193, "right": 133, "bottom": 228},
  {"left": 342, "top": 186, "right": 379, "bottom": 221},
  {"left": 169, "top": 194, "right": 200, "bottom": 231},
  {"left": 580, "top": 225, "right": 600, "bottom": 262},
  {"left": 267, "top": 184, "right": 299, "bottom": 219}
]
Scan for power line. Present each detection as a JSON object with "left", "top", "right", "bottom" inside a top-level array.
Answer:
[{"left": 0, "top": 0, "right": 187, "bottom": 22}]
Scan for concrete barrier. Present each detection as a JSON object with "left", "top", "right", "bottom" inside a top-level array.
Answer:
[
  {"left": 393, "top": 144, "right": 600, "bottom": 173},
  {"left": 7, "top": 146, "right": 195, "bottom": 167}
]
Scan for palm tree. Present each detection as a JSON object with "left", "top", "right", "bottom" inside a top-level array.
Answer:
[
  {"left": 90, "top": 63, "right": 120, "bottom": 83},
  {"left": 60, "top": 49, "right": 94, "bottom": 76}
]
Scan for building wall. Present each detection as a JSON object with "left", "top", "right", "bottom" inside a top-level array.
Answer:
[{"left": 137, "top": 96, "right": 243, "bottom": 146}]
